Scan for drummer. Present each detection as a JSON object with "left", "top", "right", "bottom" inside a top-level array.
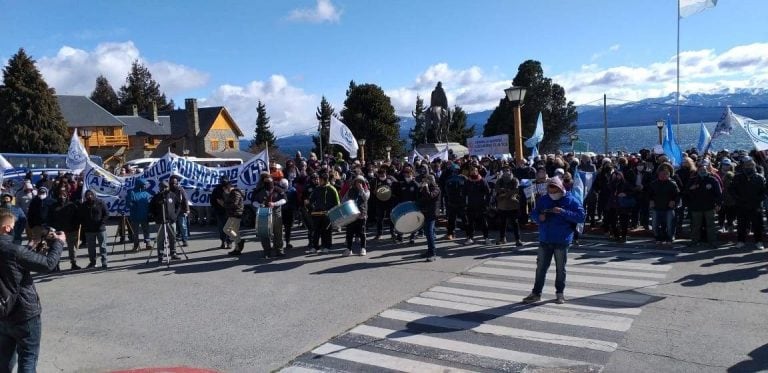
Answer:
[
  {"left": 343, "top": 175, "right": 370, "bottom": 257},
  {"left": 370, "top": 167, "right": 396, "bottom": 240},
  {"left": 394, "top": 168, "right": 420, "bottom": 244},
  {"left": 251, "top": 176, "right": 287, "bottom": 259},
  {"left": 308, "top": 172, "right": 340, "bottom": 254}
]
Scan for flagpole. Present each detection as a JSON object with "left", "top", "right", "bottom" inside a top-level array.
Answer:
[{"left": 676, "top": 0, "right": 681, "bottom": 142}]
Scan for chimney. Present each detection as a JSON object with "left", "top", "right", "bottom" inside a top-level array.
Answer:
[
  {"left": 132, "top": 104, "right": 138, "bottom": 116},
  {"left": 184, "top": 98, "right": 200, "bottom": 154},
  {"left": 151, "top": 101, "right": 158, "bottom": 123}
]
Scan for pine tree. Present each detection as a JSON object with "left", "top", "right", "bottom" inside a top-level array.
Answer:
[
  {"left": 250, "top": 100, "right": 276, "bottom": 149},
  {"left": 89, "top": 75, "right": 120, "bottom": 114},
  {"left": 446, "top": 105, "right": 475, "bottom": 145},
  {"left": 311, "top": 96, "right": 336, "bottom": 157},
  {"left": 0, "top": 48, "right": 69, "bottom": 153},
  {"left": 117, "top": 60, "right": 173, "bottom": 115},
  {"left": 484, "top": 60, "right": 578, "bottom": 154},
  {"left": 409, "top": 96, "right": 427, "bottom": 149},
  {"left": 339, "top": 82, "right": 401, "bottom": 161}
]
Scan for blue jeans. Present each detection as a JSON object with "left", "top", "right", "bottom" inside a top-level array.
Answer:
[
  {"left": 0, "top": 315, "right": 42, "bottom": 373},
  {"left": 176, "top": 214, "right": 189, "bottom": 242},
  {"left": 129, "top": 219, "right": 151, "bottom": 247},
  {"left": 424, "top": 219, "right": 437, "bottom": 257},
  {"left": 652, "top": 209, "right": 676, "bottom": 241},
  {"left": 85, "top": 230, "right": 108, "bottom": 266},
  {"left": 532, "top": 242, "right": 569, "bottom": 295}
]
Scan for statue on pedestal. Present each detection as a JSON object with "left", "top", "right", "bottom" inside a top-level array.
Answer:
[{"left": 423, "top": 82, "right": 451, "bottom": 143}]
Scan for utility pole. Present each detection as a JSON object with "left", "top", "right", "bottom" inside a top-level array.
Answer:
[{"left": 603, "top": 94, "right": 608, "bottom": 155}]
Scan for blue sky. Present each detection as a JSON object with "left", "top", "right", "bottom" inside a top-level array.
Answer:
[{"left": 2, "top": 0, "right": 766, "bottom": 137}]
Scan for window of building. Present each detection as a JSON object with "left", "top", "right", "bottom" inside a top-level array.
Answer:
[
  {"left": 210, "top": 139, "right": 219, "bottom": 151},
  {"left": 103, "top": 127, "right": 114, "bottom": 136},
  {"left": 227, "top": 138, "right": 235, "bottom": 149},
  {"left": 145, "top": 136, "right": 153, "bottom": 144}
]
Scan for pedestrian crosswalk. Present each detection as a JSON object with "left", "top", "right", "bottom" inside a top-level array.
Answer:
[{"left": 281, "top": 243, "right": 677, "bottom": 372}]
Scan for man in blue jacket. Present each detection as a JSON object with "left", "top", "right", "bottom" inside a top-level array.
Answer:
[
  {"left": 523, "top": 176, "right": 585, "bottom": 304},
  {"left": 126, "top": 178, "right": 152, "bottom": 251}
]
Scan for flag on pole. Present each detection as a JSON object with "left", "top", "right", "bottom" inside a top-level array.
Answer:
[
  {"left": 328, "top": 116, "right": 359, "bottom": 159},
  {"left": 66, "top": 129, "right": 90, "bottom": 173},
  {"left": 679, "top": 0, "right": 717, "bottom": 18},
  {"left": 711, "top": 106, "right": 738, "bottom": 140},
  {"left": 697, "top": 121, "right": 711, "bottom": 154},
  {"left": 409, "top": 149, "right": 425, "bottom": 164},
  {"left": 662, "top": 116, "right": 684, "bottom": 167},
  {"left": 528, "top": 146, "right": 539, "bottom": 166},
  {"left": 730, "top": 111, "right": 768, "bottom": 152},
  {"left": 524, "top": 112, "right": 544, "bottom": 148},
  {"left": 429, "top": 146, "right": 449, "bottom": 162}
]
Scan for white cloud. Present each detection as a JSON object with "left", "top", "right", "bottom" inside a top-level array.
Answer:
[
  {"left": 35, "top": 41, "right": 208, "bottom": 97},
  {"left": 591, "top": 44, "right": 622, "bottom": 61},
  {"left": 201, "top": 75, "right": 319, "bottom": 138},
  {"left": 287, "top": 0, "right": 342, "bottom": 23},
  {"left": 554, "top": 42, "right": 768, "bottom": 105}
]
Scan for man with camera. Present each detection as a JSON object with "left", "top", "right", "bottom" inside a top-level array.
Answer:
[
  {"left": 0, "top": 208, "right": 64, "bottom": 372},
  {"left": 150, "top": 181, "right": 182, "bottom": 263}
]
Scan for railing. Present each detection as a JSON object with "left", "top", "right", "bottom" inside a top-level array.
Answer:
[{"left": 84, "top": 133, "right": 129, "bottom": 147}]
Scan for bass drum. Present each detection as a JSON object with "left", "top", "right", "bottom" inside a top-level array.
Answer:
[
  {"left": 327, "top": 200, "right": 361, "bottom": 229},
  {"left": 375, "top": 185, "right": 392, "bottom": 202},
  {"left": 390, "top": 201, "right": 424, "bottom": 234},
  {"left": 254, "top": 207, "right": 273, "bottom": 238}
]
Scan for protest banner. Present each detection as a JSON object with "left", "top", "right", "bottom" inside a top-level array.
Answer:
[
  {"left": 467, "top": 135, "right": 509, "bottom": 156},
  {"left": 83, "top": 150, "right": 269, "bottom": 216}
]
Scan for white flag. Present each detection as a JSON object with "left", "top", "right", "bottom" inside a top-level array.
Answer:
[
  {"left": 0, "top": 154, "right": 12, "bottom": 190},
  {"left": 328, "top": 116, "right": 359, "bottom": 159},
  {"left": 66, "top": 129, "right": 89, "bottom": 173},
  {"left": 731, "top": 112, "right": 768, "bottom": 152},
  {"left": 679, "top": 0, "right": 717, "bottom": 18},
  {"left": 429, "top": 146, "right": 449, "bottom": 162},
  {"left": 409, "top": 149, "right": 425, "bottom": 164}
]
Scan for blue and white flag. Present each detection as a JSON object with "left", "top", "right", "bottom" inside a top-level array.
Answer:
[
  {"left": 329, "top": 116, "right": 359, "bottom": 159},
  {"left": 679, "top": 0, "right": 717, "bottom": 18},
  {"left": 524, "top": 112, "right": 544, "bottom": 148},
  {"left": 0, "top": 154, "right": 12, "bottom": 191},
  {"left": 731, "top": 112, "right": 768, "bottom": 152},
  {"left": 712, "top": 106, "right": 737, "bottom": 140},
  {"left": 697, "top": 121, "right": 711, "bottom": 154},
  {"left": 662, "top": 116, "right": 683, "bottom": 168},
  {"left": 409, "top": 149, "right": 425, "bottom": 164},
  {"left": 528, "top": 146, "right": 539, "bottom": 166},
  {"left": 429, "top": 146, "right": 449, "bottom": 162},
  {"left": 66, "top": 129, "right": 89, "bottom": 173}
]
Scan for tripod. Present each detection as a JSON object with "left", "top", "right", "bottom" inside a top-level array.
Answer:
[
  {"left": 111, "top": 213, "right": 130, "bottom": 257},
  {"left": 145, "top": 194, "right": 189, "bottom": 267}
]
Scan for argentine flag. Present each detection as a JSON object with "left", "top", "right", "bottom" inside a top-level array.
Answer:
[{"left": 696, "top": 122, "right": 711, "bottom": 154}]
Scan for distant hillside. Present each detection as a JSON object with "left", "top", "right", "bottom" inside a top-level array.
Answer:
[
  {"left": 577, "top": 89, "right": 768, "bottom": 129},
  {"left": 242, "top": 90, "right": 768, "bottom": 154}
]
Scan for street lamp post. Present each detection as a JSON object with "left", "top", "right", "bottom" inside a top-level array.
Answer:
[
  {"left": 318, "top": 118, "right": 329, "bottom": 162},
  {"left": 80, "top": 128, "right": 93, "bottom": 153},
  {"left": 358, "top": 138, "right": 366, "bottom": 165},
  {"left": 504, "top": 86, "right": 527, "bottom": 163},
  {"left": 385, "top": 145, "right": 392, "bottom": 162},
  {"left": 656, "top": 119, "right": 665, "bottom": 145}
]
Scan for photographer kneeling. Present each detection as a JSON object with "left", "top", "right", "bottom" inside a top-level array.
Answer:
[{"left": 0, "top": 208, "right": 64, "bottom": 372}]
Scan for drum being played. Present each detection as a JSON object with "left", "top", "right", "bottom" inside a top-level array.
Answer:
[
  {"left": 375, "top": 185, "right": 392, "bottom": 202},
  {"left": 390, "top": 201, "right": 424, "bottom": 234},
  {"left": 327, "top": 200, "right": 361, "bottom": 229},
  {"left": 254, "top": 207, "right": 273, "bottom": 238}
]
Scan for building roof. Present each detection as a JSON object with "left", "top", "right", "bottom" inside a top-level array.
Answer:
[
  {"left": 56, "top": 95, "right": 124, "bottom": 128},
  {"left": 207, "top": 150, "right": 258, "bottom": 162},
  {"left": 166, "top": 107, "right": 244, "bottom": 138},
  {"left": 116, "top": 115, "right": 172, "bottom": 136}
]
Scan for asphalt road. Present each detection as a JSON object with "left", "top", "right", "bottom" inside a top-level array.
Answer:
[{"left": 32, "top": 224, "right": 768, "bottom": 372}]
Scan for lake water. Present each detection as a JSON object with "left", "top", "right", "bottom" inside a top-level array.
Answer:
[{"left": 574, "top": 121, "right": 755, "bottom": 154}]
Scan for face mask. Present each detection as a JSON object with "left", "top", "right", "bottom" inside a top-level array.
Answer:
[
  {"left": 744, "top": 167, "right": 755, "bottom": 175},
  {"left": 659, "top": 174, "right": 670, "bottom": 181},
  {"left": 39, "top": 194, "right": 47, "bottom": 199},
  {"left": 637, "top": 166, "right": 644, "bottom": 172},
  {"left": 549, "top": 192, "right": 563, "bottom": 200},
  {"left": 378, "top": 175, "right": 386, "bottom": 181},
  {"left": 404, "top": 177, "right": 413, "bottom": 182},
  {"left": 698, "top": 170, "right": 708, "bottom": 177}
]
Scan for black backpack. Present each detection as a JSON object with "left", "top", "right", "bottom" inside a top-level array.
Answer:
[{"left": 0, "top": 267, "right": 20, "bottom": 318}]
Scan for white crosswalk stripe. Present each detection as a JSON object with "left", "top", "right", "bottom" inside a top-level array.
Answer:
[{"left": 282, "top": 244, "right": 676, "bottom": 372}]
